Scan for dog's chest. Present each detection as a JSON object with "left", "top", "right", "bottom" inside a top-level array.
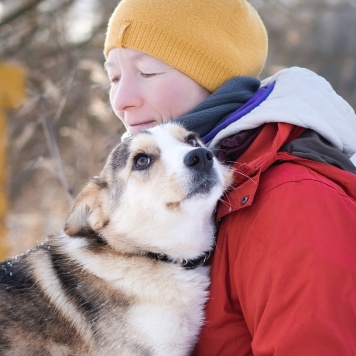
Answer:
[{"left": 97, "top": 266, "right": 210, "bottom": 356}]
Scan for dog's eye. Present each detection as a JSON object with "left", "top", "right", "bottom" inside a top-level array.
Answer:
[
  {"left": 186, "top": 135, "right": 200, "bottom": 147},
  {"left": 134, "top": 154, "right": 151, "bottom": 170}
]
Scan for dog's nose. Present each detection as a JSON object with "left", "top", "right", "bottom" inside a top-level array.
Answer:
[{"left": 184, "top": 148, "right": 214, "bottom": 172}]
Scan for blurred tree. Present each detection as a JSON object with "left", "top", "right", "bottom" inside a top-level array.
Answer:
[
  {"left": 0, "top": 0, "right": 355, "bottom": 256},
  {"left": 0, "top": 0, "right": 122, "bottom": 255},
  {"left": 251, "top": 0, "right": 356, "bottom": 105}
]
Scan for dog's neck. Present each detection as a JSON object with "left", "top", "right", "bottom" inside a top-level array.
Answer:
[
  {"left": 71, "top": 230, "right": 211, "bottom": 269},
  {"left": 145, "top": 250, "right": 211, "bottom": 270}
]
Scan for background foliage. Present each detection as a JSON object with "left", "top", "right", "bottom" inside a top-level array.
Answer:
[{"left": 1, "top": 0, "right": 356, "bottom": 255}]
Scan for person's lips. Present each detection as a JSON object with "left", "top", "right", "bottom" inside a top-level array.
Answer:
[{"left": 128, "top": 120, "right": 157, "bottom": 134}]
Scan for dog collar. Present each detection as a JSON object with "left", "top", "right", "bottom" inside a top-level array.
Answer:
[{"left": 145, "top": 250, "right": 211, "bottom": 270}]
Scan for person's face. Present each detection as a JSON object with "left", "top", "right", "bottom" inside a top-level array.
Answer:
[{"left": 105, "top": 48, "right": 210, "bottom": 135}]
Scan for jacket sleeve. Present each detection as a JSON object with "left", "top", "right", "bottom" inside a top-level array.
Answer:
[{"left": 233, "top": 166, "right": 356, "bottom": 355}]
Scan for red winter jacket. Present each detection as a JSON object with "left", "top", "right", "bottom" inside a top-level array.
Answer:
[{"left": 194, "top": 122, "right": 356, "bottom": 355}]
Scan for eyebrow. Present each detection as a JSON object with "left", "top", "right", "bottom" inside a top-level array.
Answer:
[
  {"left": 104, "top": 61, "right": 114, "bottom": 72},
  {"left": 104, "top": 51, "right": 148, "bottom": 71}
]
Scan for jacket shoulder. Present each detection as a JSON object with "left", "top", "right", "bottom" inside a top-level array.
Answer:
[{"left": 258, "top": 159, "right": 356, "bottom": 201}]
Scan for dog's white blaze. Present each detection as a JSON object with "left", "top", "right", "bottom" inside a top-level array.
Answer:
[{"left": 152, "top": 125, "right": 191, "bottom": 178}]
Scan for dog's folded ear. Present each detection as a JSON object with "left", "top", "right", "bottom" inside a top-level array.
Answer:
[{"left": 64, "top": 177, "right": 109, "bottom": 237}]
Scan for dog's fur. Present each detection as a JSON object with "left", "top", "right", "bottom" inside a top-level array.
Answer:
[{"left": 0, "top": 123, "right": 231, "bottom": 356}]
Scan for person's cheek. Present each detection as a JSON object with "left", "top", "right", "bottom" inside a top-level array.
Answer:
[
  {"left": 157, "top": 87, "right": 182, "bottom": 118},
  {"left": 109, "top": 87, "right": 120, "bottom": 118}
]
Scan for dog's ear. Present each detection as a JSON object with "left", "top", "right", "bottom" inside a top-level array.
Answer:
[{"left": 64, "top": 177, "right": 109, "bottom": 236}]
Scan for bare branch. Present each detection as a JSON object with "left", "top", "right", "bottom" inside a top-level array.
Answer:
[
  {"left": 0, "top": 0, "right": 44, "bottom": 28},
  {"left": 39, "top": 97, "right": 74, "bottom": 204}
]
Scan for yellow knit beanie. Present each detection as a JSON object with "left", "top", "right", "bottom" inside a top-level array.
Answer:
[{"left": 104, "top": 0, "right": 268, "bottom": 92}]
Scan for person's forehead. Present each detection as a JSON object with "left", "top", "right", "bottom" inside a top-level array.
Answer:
[{"left": 105, "top": 48, "right": 161, "bottom": 70}]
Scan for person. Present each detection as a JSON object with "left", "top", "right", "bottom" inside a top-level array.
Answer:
[{"left": 103, "top": 0, "right": 356, "bottom": 354}]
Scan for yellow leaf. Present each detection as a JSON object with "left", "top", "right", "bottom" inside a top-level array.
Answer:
[{"left": 0, "top": 62, "right": 26, "bottom": 260}]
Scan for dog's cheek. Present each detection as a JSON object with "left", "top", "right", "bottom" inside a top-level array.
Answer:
[
  {"left": 220, "top": 164, "right": 234, "bottom": 189},
  {"left": 145, "top": 163, "right": 186, "bottom": 205},
  {"left": 110, "top": 177, "right": 125, "bottom": 207}
]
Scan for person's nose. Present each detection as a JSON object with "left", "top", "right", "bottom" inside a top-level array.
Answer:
[{"left": 111, "top": 75, "right": 142, "bottom": 113}]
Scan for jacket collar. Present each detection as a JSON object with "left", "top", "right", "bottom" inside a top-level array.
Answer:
[
  {"left": 217, "top": 121, "right": 356, "bottom": 220},
  {"left": 217, "top": 122, "right": 305, "bottom": 219}
]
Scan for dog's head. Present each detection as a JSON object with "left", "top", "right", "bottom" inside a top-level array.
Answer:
[{"left": 65, "top": 123, "right": 232, "bottom": 260}]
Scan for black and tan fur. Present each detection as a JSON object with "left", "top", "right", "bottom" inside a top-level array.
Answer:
[{"left": 0, "top": 123, "right": 231, "bottom": 356}]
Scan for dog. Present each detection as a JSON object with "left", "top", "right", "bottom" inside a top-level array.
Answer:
[{"left": 0, "top": 123, "right": 231, "bottom": 356}]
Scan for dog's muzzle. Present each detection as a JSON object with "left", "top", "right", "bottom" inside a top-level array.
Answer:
[
  {"left": 184, "top": 148, "right": 214, "bottom": 173},
  {"left": 184, "top": 147, "right": 219, "bottom": 199}
]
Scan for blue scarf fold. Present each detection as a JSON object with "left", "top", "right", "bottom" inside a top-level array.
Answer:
[
  {"left": 174, "top": 76, "right": 356, "bottom": 173},
  {"left": 175, "top": 76, "right": 260, "bottom": 140}
]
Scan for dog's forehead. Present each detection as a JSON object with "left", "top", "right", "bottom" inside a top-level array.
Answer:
[
  {"left": 129, "top": 130, "right": 161, "bottom": 155},
  {"left": 130, "top": 124, "right": 187, "bottom": 152},
  {"left": 150, "top": 124, "right": 187, "bottom": 150},
  {"left": 108, "top": 124, "right": 189, "bottom": 175}
]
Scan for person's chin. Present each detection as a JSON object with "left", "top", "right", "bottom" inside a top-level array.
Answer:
[{"left": 128, "top": 121, "right": 158, "bottom": 135}]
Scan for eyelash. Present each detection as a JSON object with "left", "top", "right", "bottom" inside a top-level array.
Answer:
[
  {"left": 140, "top": 72, "right": 158, "bottom": 78},
  {"left": 110, "top": 76, "right": 120, "bottom": 84},
  {"left": 110, "top": 72, "right": 158, "bottom": 84},
  {"left": 186, "top": 134, "right": 200, "bottom": 147}
]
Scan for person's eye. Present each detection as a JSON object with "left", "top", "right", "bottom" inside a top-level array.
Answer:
[
  {"left": 110, "top": 76, "right": 121, "bottom": 85},
  {"left": 134, "top": 154, "right": 152, "bottom": 170},
  {"left": 140, "top": 72, "right": 158, "bottom": 78},
  {"left": 186, "top": 134, "right": 200, "bottom": 147}
]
